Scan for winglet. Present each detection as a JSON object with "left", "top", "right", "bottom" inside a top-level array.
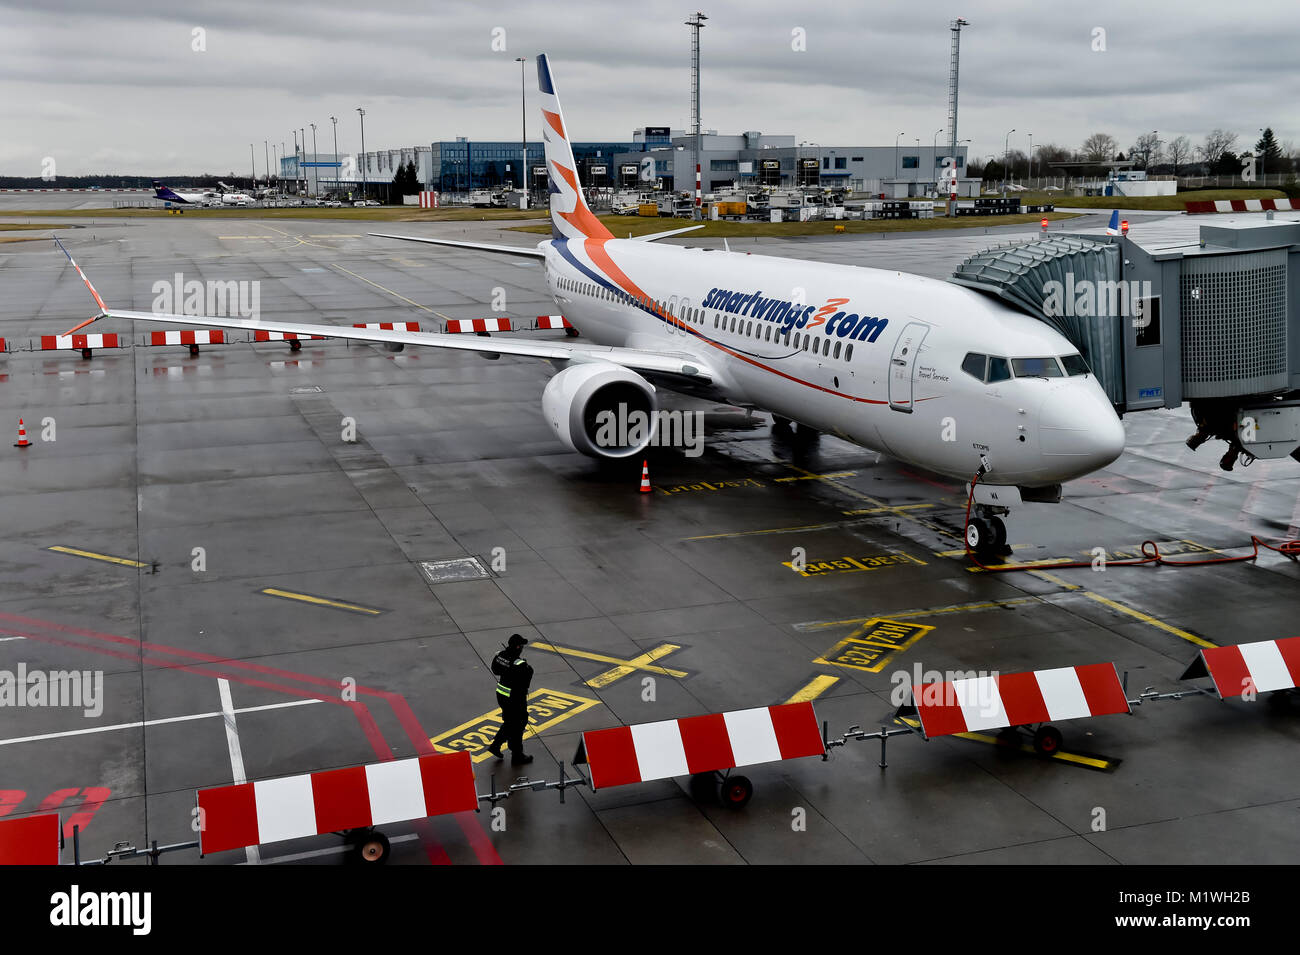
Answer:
[{"left": 54, "top": 236, "right": 109, "bottom": 335}]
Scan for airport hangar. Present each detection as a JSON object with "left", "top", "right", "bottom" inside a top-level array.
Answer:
[{"left": 0, "top": 203, "right": 1297, "bottom": 866}]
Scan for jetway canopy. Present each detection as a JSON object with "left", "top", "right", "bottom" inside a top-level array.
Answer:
[
  {"left": 950, "top": 220, "right": 1300, "bottom": 414},
  {"left": 951, "top": 235, "right": 1124, "bottom": 404}
]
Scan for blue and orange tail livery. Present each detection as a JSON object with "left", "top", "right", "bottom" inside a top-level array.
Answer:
[{"left": 536, "top": 54, "right": 613, "bottom": 243}]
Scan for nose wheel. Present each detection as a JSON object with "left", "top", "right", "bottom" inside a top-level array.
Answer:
[{"left": 966, "top": 509, "right": 1008, "bottom": 558}]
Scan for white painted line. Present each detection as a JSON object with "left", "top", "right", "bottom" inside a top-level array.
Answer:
[
  {"left": 218, "top": 678, "right": 259, "bottom": 865},
  {"left": 246, "top": 833, "right": 419, "bottom": 865},
  {"left": 0, "top": 698, "right": 321, "bottom": 747}
]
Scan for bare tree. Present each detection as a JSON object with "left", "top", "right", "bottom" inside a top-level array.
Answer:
[
  {"left": 1130, "top": 132, "right": 1161, "bottom": 168},
  {"left": 1201, "top": 128, "right": 1238, "bottom": 169},
  {"left": 1081, "top": 133, "right": 1118, "bottom": 163},
  {"left": 1167, "top": 135, "right": 1191, "bottom": 174}
]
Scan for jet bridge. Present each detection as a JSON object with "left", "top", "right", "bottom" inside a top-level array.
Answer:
[{"left": 951, "top": 219, "right": 1300, "bottom": 469}]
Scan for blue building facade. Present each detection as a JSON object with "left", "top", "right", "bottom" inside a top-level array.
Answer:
[{"left": 429, "top": 139, "right": 641, "bottom": 192}]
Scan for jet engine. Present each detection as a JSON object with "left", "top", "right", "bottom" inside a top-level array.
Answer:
[{"left": 541, "top": 363, "right": 658, "bottom": 459}]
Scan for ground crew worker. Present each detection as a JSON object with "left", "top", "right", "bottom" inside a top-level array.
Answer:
[{"left": 488, "top": 634, "right": 534, "bottom": 764}]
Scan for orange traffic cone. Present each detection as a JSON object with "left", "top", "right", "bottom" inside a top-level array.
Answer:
[
  {"left": 638, "top": 459, "right": 651, "bottom": 493},
  {"left": 14, "top": 418, "right": 30, "bottom": 448}
]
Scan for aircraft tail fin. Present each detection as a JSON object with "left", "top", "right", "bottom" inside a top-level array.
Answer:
[
  {"left": 536, "top": 54, "right": 613, "bottom": 243},
  {"left": 1105, "top": 209, "right": 1120, "bottom": 235}
]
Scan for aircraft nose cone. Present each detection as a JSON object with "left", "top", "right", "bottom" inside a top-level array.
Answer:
[{"left": 1039, "top": 382, "right": 1125, "bottom": 475}]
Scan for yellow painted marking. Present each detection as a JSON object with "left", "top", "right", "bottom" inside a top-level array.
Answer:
[
  {"left": 813, "top": 618, "right": 934, "bottom": 673},
  {"left": 965, "top": 557, "right": 1075, "bottom": 572},
  {"left": 780, "top": 464, "right": 954, "bottom": 537},
  {"left": 259, "top": 588, "right": 385, "bottom": 615},
  {"left": 1081, "top": 592, "right": 1216, "bottom": 649},
  {"left": 48, "top": 546, "right": 146, "bottom": 568},
  {"left": 784, "top": 551, "right": 926, "bottom": 577},
  {"left": 1029, "top": 570, "right": 1081, "bottom": 591},
  {"left": 585, "top": 643, "right": 685, "bottom": 688},
  {"left": 774, "top": 471, "right": 857, "bottom": 482},
  {"left": 785, "top": 674, "right": 840, "bottom": 703},
  {"left": 795, "top": 597, "right": 1039, "bottom": 632},
  {"left": 330, "top": 263, "right": 446, "bottom": 316},
  {"left": 530, "top": 641, "right": 688, "bottom": 679},
  {"left": 895, "top": 717, "right": 1118, "bottom": 770},
  {"left": 430, "top": 688, "right": 600, "bottom": 764},
  {"left": 937, "top": 542, "right": 1033, "bottom": 558},
  {"left": 217, "top": 235, "right": 277, "bottom": 240},
  {"left": 659, "top": 478, "right": 764, "bottom": 497},
  {"left": 683, "top": 517, "right": 869, "bottom": 542},
  {"left": 841, "top": 504, "right": 935, "bottom": 515}
]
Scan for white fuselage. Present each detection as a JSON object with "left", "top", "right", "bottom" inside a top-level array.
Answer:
[{"left": 541, "top": 238, "right": 1125, "bottom": 488}]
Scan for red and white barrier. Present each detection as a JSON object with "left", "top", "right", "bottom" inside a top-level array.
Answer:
[
  {"left": 196, "top": 752, "right": 477, "bottom": 855},
  {"left": 576, "top": 702, "right": 825, "bottom": 790},
  {"left": 39, "top": 333, "right": 125, "bottom": 351},
  {"left": 252, "top": 330, "right": 328, "bottom": 342},
  {"left": 148, "top": 330, "right": 225, "bottom": 346},
  {"left": 0, "top": 813, "right": 60, "bottom": 865},
  {"left": 445, "top": 318, "right": 512, "bottom": 333},
  {"left": 908, "top": 663, "right": 1131, "bottom": 739},
  {"left": 535, "top": 315, "right": 572, "bottom": 330},
  {"left": 1185, "top": 198, "right": 1299, "bottom": 214},
  {"left": 1181, "top": 636, "right": 1300, "bottom": 699},
  {"left": 0, "top": 337, "right": 6, "bottom": 353},
  {"left": 352, "top": 322, "right": 421, "bottom": 332},
  {"left": 418, "top": 191, "right": 439, "bottom": 209}
]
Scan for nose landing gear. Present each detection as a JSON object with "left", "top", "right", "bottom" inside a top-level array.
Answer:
[{"left": 965, "top": 506, "right": 1009, "bottom": 559}]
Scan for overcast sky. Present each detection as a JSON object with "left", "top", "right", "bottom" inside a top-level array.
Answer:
[{"left": 4, "top": 0, "right": 1297, "bottom": 177}]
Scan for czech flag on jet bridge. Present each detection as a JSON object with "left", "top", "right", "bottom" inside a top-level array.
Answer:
[{"left": 1105, "top": 209, "right": 1121, "bottom": 235}]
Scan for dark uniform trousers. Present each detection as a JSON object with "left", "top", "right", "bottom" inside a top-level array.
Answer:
[{"left": 490, "top": 653, "right": 532, "bottom": 754}]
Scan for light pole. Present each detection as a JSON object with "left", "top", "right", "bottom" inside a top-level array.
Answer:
[
  {"left": 1002, "top": 128, "right": 1015, "bottom": 196},
  {"left": 894, "top": 132, "right": 905, "bottom": 184},
  {"left": 300, "top": 127, "right": 306, "bottom": 192},
  {"left": 330, "top": 116, "right": 338, "bottom": 194},
  {"left": 357, "top": 107, "right": 367, "bottom": 202},
  {"left": 1027, "top": 133, "right": 1033, "bottom": 184},
  {"left": 1258, "top": 127, "right": 1264, "bottom": 183},
  {"left": 310, "top": 123, "right": 319, "bottom": 197},
  {"left": 914, "top": 138, "right": 920, "bottom": 185},
  {"left": 272, "top": 144, "right": 278, "bottom": 190},
  {"left": 292, "top": 130, "right": 299, "bottom": 193},
  {"left": 249, "top": 144, "right": 255, "bottom": 189},
  {"left": 515, "top": 57, "right": 527, "bottom": 196}
]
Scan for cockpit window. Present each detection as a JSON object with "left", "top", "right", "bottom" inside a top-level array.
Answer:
[
  {"left": 1011, "top": 357, "right": 1064, "bottom": 378},
  {"left": 1061, "top": 353, "right": 1091, "bottom": 376},
  {"left": 987, "top": 356, "right": 1012, "bottom": 383},
  {"left": 961, "top": 352, "right": 987, "bottom": 381}
]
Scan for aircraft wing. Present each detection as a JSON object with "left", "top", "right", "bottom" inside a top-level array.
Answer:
[
  {"left": 367, "top": 232, "right": 546, "bottom": 259},
  {"left": 90, "top": 307, "right": 713, "bottom": 381}
]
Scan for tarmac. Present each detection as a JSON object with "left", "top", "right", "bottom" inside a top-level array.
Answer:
[{"left": 1, "top": 204, "right": 1297, "bottom": 865}]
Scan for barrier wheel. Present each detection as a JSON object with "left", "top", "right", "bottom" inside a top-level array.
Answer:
[
  {"left": 384, "top": 342, "right": 404, "bottom": 352},
  {"left": 719, "top": 775, "right": 753, "bottom": 810},
  {"left": 350, "top": 828, "right": 390, "bottom": 864},
  {"left": 689, "top": 772, "right": 719, "bottom": 806},
  {"left": 1032, "top": 726, "right": 1063, "bottom": 755}
]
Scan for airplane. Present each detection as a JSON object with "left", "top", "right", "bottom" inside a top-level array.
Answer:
[
  {"left": 216, "top": 182, "right": 256, "bottom": 205},
  {"left": 151, "top": 181, "right": 221, "bottom": 206},
  {"left": 61, "top": 54, "right": 1125, "bottom": 557}
]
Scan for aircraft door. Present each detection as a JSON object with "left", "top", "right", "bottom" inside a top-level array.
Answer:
[{"left": 888, "top": 322, "right": 929, "bottom": 413}]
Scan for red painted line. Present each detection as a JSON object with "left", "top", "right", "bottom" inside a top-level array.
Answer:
[{"left": 0, "top": 612, "right": 493, "bottom": 864}]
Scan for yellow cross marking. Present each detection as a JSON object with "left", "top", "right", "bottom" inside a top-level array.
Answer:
[
  {"left": 48, "top": 546, "right": 146, "bottom": 568},
  {"left": 530, "top": 641, "right": 688, "bottom": 685}
]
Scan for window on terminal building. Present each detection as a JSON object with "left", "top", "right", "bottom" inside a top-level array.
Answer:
[
  {"left": 834, "top": 157, "right": 846, "bottom": 169},
  {"left": 901, "top": 156, "right": 919, "bottom": 169}
]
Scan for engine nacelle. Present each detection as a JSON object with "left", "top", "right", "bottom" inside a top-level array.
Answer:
[{"left": 542, "top": 363, "right": 658, "bottom": 459}]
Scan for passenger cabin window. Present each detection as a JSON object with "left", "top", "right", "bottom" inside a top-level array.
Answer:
[
  {"left": 845, "top": 344, "right": 854, "bottom": 361},
  {"left": 1012, "top": 357, "right": 1064, "bottom": 378},
  {"left": 987, "top": 357, "right": 1012, "bottom": 382},
  {"left": 961, "top": 353, "right": 987, "bottom": 381},
  {"left": 1061, "top": 353, "right": 1091, "bottom": 376}
]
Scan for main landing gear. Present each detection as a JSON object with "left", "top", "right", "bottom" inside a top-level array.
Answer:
[{"left": 965, "top": 504, "right": 1009, "bottom": 559}]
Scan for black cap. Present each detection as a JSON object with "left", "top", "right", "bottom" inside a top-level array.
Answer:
[{"left": 507, "top": 634, "right": 528, "bottom": 648}]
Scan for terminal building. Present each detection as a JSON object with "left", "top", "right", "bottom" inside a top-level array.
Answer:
[{"left": 298, "top": 127, "right": 971, "bottom": 197}]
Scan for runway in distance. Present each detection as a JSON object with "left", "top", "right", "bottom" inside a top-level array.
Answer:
[{"left": 62, "top": 54, "right": 1125, "bottom": 555}]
